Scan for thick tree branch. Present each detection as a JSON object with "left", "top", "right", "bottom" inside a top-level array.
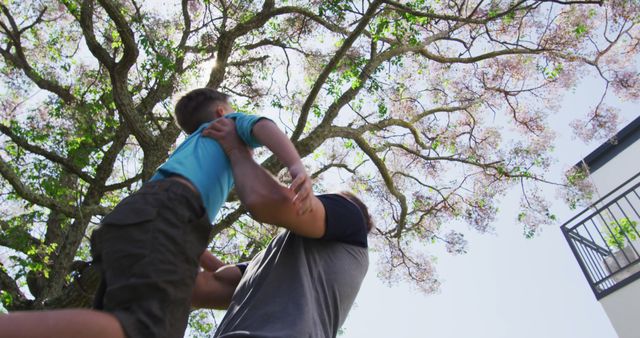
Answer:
[
  {"left": 206, "top": 0, "right": 277, "bottom": 88},
  {"left": 228, "top": 55, "right": 270, "bottom": 66},
  {"left": 0, "top": 124, "right": 93, "bottom": 183},
  {"left": 270, "top": 6, "right": 349, "bottom": 35},
  {"left": 311, "top": 162, "right": 363, "bottom": 179},
  {"left": 211, "top": 206, "right": 247, "bottom": 241},
  {"left": 78, "top": 0, "right": 115, "bottom": 69},
  {"left": 540, "top": 0, "right": 603, "bottom": 4},
  {"left": 290, "top": 0, "right": 383, "bottom": 141},
  {"left": 0, "top": 5, "right": 77, "bottom": 104},
  {"left": 43, "top": 261, "right": 99, "bottom": 309},
  {"left": 92, "top": 127, "right": 129, "bottom": 186},
  {"left": 0, "top": 156, "right": 108, "bottom": 217},
  {"left": 136, "top": 0, "right": 192, "bottom": 133},
  {"left": 0, "top": 156, "right": 75, "bottom": 217},
  {"left": 418, "top": 47, "right": 547, "bottom": 64},
  {"left": 348, "top": 132, "right": 408, "bottom": 235},
  {"left": 0, "top": 263, "right": 31, "bottom": 310},
  {"left": 78, "top": 1, "right": 155, "bottom": 149},
  {"left": 382, "top": 0, "right": 535, "bottom": 24},
  {"left": 104, "top": 173, "right": 143, "bottom": 191},
  {"left": 96, "top": 0, "right": 139, "bottom": 70},
  {"left": 0, "top": 218, "right": 40, "bottom": 253}
]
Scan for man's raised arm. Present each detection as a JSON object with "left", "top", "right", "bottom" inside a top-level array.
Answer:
[{"left": 203, "top": 118, "right": 326, "bottom": 239}]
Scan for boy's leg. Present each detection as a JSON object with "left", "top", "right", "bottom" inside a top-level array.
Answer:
[
  {"left": 0, "top": 309, "right": 124, "bottom": 338},
  {"left": 0, "top": 180, "right": 210, "bottom": 338},
  {"left": 91, "top": 180, "right": 212, "bottom": 338}
]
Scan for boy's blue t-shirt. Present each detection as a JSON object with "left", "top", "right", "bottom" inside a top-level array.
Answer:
[{"left": 150, "top": 112, "right": 265, "bottom": 222}]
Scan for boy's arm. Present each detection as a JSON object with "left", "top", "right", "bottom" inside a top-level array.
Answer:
[
  {"left": 204, "top": 118, "right": 326, "bottom": 238},
  {"left": 251, "top": 119, "right": 313, "bottom": 214},
  {"left": 251, "top": 120, "right": 300, "bottom": 172}
]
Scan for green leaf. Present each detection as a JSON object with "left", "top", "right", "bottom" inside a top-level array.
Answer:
[
  {"left": 0, "top": 291, "right": 12, "bottom": 308},
  {"left": 518, "top": 212, "right": 526, "bottom": 222},
  {"left": 431, "top": 139, "right": 440, "bottom": 150},
  {"left": 344, "top": 139, "right": 354, "bottom": 149},
  {"left": 574, "top": 23, "right": 588, "bottom": 38},
  {"left": 111, "top": 30, "right": 122, "bottom": 49},
  {"left": 312, "top": 105, "right": 323, "bottom": 118},
  {"left": 377, "top": 102, "right": 388, "bottom": 117},
  {"left": 605, "top": 218, "right": 638, "bottom": 250}
]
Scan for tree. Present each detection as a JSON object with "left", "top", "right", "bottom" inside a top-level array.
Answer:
[{"left": 0, "top": 0, "right": 638, "bottom": 321}]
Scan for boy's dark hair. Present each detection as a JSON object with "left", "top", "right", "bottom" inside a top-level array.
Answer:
[
  {"left": 341, "top": 191, "right": 374, "bottom": 233},
  {"left": 174, "top": 88, "right": 230, "bottom": 134}
]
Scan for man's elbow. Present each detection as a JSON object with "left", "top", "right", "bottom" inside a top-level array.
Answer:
[{"left": 244, "top": 188, "right": 292, "bottom": 223}]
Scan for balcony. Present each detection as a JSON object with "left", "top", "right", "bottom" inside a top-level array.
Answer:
[{"left": 561, "top": 172, "right": 640, "bottom": 300}]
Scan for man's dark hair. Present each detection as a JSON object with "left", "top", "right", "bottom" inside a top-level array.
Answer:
[
  {"left": 174, "top": 88, "right": 230, "bottom": 134},
  {"left": 341, "top": 191, "right": 374, "bottom": 233}
]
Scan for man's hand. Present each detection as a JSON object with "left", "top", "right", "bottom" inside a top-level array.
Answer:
[
  {"left": 289, "top": 162, "right": 313, "bottom": 215},
  {"left": 206, "top": 118, "right": 313, "bottom": 216},
  {"left": 199, "top": 250, "right": 224, "bottom": 272},
  {"left": 192, "top": 251, "right": 241, "bottom": 310},
  {"left": 202, "top": 118, "right": 249, "bottom": 155}
]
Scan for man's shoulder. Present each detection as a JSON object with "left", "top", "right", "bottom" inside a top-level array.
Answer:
[
  {"left": 289, "top": 230, "right": 369, "bottom": 255},
  {"left": 293, "top": 232, "right": 369, "bottom": 274},
  {"left": 316, "top": 194, "right": 369, "bottom": 248}
]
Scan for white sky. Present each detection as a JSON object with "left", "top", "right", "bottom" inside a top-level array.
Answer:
[{"left": 338, "top": 73, "right": 639, "bottom": 338}]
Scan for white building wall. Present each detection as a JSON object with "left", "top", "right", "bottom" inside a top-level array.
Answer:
[
  {"left": 599, "top": 278, "right": 640, "bottom": 338},
  {"left": 587, "top": 139, "right": 640, "bottom": 200},
  {"left": 587, "top": 135, "right": 640, "bottom": 338}
]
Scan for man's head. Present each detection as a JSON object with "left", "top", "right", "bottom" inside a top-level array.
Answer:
[
  {"left": 174, "top": 88, "right": 233, "bottom": 134},
  {"left": 340, "top": 191, "right": 374, "bottom": 233}
]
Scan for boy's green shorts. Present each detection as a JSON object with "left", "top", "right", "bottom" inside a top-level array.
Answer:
[{"left": 91, "top": 179, "right": 212, "bottom": 338}]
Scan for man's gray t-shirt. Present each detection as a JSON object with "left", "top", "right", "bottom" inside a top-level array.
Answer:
[{"left": 214, "top": 195, "right": 369, "bottom": 338}]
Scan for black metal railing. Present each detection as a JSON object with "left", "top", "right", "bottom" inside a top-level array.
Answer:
[{"left": 561, "top": 171, "right": 640, "bottom": 300}]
